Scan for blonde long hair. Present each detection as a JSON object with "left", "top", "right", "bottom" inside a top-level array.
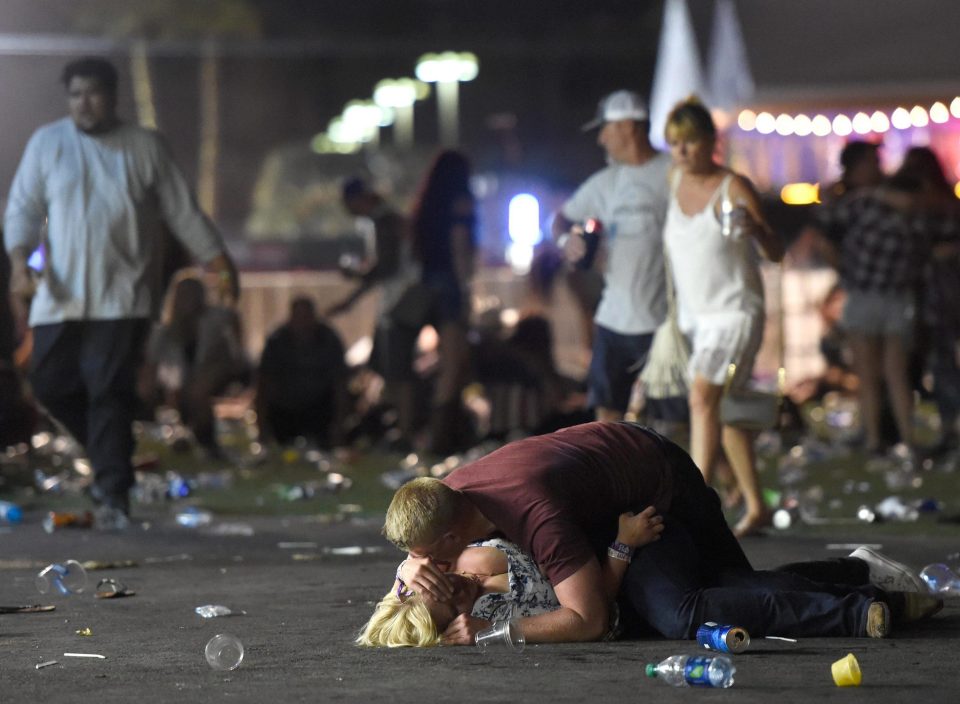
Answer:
[{"left": 356, "top": 591, "right": 441, "bottom": 648}]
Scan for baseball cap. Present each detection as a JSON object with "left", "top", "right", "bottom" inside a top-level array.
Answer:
[{"left": 581, "top": 90, "right": 649, "bottom": 131}]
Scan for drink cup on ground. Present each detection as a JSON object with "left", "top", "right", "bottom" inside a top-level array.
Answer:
[{"left": 475, "top": 619, "right": 525, "bottom": 652}]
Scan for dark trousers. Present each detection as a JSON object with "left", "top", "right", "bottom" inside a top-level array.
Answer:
[
  {"left": 620, "top": 433, "right": 882, "bottom": 639},
  {"left": 30, "top": 319, "right": 149, "bottom": 505}
]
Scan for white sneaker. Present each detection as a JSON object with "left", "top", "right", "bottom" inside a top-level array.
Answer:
[{"left": 850, "top": 546, "right": 926, "bottom": 593}]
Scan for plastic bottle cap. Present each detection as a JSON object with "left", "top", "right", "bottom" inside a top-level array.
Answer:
[{"left": 645, "top": 664, "right": 658, "bottom": 678}]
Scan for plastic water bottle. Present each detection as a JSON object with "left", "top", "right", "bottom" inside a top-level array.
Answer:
[
  {"left": 645, "top": 655, "right": 736, "bottom": 688},
  {"left": 920, "top": 563, "right": 960, "bottom": 595},
  {"left": 0, "top": 500, "right": 23, "bottom": 524}
]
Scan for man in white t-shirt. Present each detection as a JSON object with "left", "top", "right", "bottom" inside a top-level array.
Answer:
[
  {"left": 552, "top": 90, "right": 671, "bottom": 421},
  {"left": 4, "top": 57, "right": 237, "bottom": 528}
]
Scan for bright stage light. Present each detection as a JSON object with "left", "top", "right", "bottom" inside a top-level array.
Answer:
[
  {"left": 508, "top": 193, "right": 542, "bottom": 246},
  {"left": 891, "top": 107, "right": 911, "bottom": 130},
  {"left": 930, "top": 101, "right": 949, "bottom": 124},
  {"left": 737, "top": 109, "right": 757, "bottom": 131},
  {"left": 832, "top": 114, "right": 852, "bottom": 136},
  {"left": 755, "top": 112, "right": 775, "bottom": 134}
]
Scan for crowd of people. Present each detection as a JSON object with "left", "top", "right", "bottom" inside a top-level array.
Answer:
[{"left": 0, "top": 57, "right": 956, "bottom": 648}]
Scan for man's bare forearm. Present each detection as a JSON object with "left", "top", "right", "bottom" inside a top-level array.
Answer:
[{"left": 517, "top": 605, "right": 607, "bottom": 643}]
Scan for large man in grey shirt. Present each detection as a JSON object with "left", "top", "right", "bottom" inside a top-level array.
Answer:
[{"left": 4, "top": 57, "right": 238, "bottom": 528}]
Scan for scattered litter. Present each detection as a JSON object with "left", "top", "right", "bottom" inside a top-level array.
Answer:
[
  {"left": 63, "top": 653, "right": 106, "bottom": 659},
  {"left": 920, "top": 563, "right": 960, "bottom": 595},
  {"left": 81, "top": 560, "right": 138, "bottom": 571},
  {"left": 75, "top": 628, "right": 92, "bottom": 636},
  {"left": 0, "top": 604, "right": 55, "bottom": 613},
  {"left": 195, "top": 604, "right": 244, "bottom": 618},
  {"left": 205, "top": 633, "right": 244, "bottom": 671},
  {"left": 35, "top": 661, "right": 58, "bottom": 670},
  {"left": 277, "top": 542, "right": 318, "bottom": 549},
  {"left": 826, "top": 543, "right": 882, "bottom": 551},
  {"left": 43, "top": 511, "right": 94, "bottom": 534},
  {"left": 323, "top": 546, "right": 383, "bottom": 556},
  {"left": 143, "top": 553, "right": 192, "bottom": 564},
  {"left": 765, "top": 636, "right": 798, "bottom": 642},
  {"left": 95, "top": 578, "right": 136, "bottom": 599},
  {"left": 175, "top": 507, "right": 213, "bottom": 528},
  {"left": 36, "top": 560, "right": 88, "bottom": 596},
  {"left": 208, "top": 523, "right": 255, "bottom": 536},
  {"left": 831, "top": 652, "right": 861, "bottom": 687}
]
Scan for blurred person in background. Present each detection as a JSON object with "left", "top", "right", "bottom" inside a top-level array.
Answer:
[
  {"left": 410, "top": 150, "right": 477, "bottom": 455},
  {"left": 256, "top": 296, "right": 347, "bottom": 449},
  {"left": 814, "top": 146, "right": 957, "bottom": 460},
  {"left": 552, "top": 90, "right": 672, "bottom": 423},
  {"left": 327, "top": 178, "right": 423, "bottom": 450},
  {"left": 662, "top": 98, "right": 784, "bottom": 538},
  {"left": 3, "top": 57, "right": 237, "bottom": 528},
  {"left": 138, "top": 271, "right": 248, "bottom": 458},
  {"left": 899, "top": 147, "right": 960, "bottom": 456}
]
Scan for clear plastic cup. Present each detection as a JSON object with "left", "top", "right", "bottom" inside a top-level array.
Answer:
[
  {"left": 920, "top": 563, "right": 960, "bottom": 594},
  {"left": 205, "top": 633, "right": 244, "bottom": 671},
  {"left": 36, "top": 560, "right": 88, "bottom": 596},
  {"left": 475, "top": 619, "right": 525, "bottom": 652}
]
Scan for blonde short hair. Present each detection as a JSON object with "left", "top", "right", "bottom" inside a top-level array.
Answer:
[
  {"left": 356, "top": 591, "right": 440, "bottom": 648},
  {"left": 382, "top": 477, "right": 463, "bottom": 552},
  {"left": 664, "top": 96, "right": 717, "bottom": 144}
]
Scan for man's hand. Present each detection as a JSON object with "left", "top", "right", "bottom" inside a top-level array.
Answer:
[
  {"left": 617, "top": 506, "right": 664, "bottom": 548},
  {"left": 207, "top": 253, "right": 239, "bottom": 305},
  {"left": 8, "top": 249, "right": 36, "bottom": 302},
  {"left": 398, "top": 555, "right": 454, "bottom": 601},
  {"left": 560, "top": 224, "right": 586, "bottom": 264},
  {"left": 441, "top": 613, "right": 490, "bottom": 645}
]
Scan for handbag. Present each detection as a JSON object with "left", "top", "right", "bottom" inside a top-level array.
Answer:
[
  {"left": 719, "top": 364, "right": 784, "bottom": 431},
  {"left": 639, "top": 247, "right": 691, "bottom": 399},
  {"left": 719, "top": 263, "right": 786, "bottom": 430}
]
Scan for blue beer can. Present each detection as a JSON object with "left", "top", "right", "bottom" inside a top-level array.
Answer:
[{"left": 696, "top": 622, "right": 750, "bottom": 654}]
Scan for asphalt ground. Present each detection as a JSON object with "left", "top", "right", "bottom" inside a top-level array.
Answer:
[{"left": 1, "top": 499, "right": 959, "bottom": 704}]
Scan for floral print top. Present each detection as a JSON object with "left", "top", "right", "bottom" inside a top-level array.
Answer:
[{"left": 467, "top": 538, "right": 560, "bottom": 622}]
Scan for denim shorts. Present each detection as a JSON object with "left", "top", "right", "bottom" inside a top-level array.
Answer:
[
  {"left": 841, "top": 289, "right": 915, "bottom": 339},
  {"left": 587, "top": 324, "right": 653, "bottom": 414}
]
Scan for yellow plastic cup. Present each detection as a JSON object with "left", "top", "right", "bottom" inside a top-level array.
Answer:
[{"left": 831, "top": 653, "right": 862, "bottom": 687}]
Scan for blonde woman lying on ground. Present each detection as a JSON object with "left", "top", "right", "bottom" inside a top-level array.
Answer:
[{"left": 357, "top": 508, "right": 663, "bottom": 647}]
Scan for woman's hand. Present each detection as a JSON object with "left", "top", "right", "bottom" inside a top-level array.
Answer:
[
  {"left": 617, "top": 506, "right": 664, "bottom": 548},
  {"left": 398, "top": 556, "right": 454, "bottom": 601},
  {"left": 441, "top": 613, "right": 490, "bottom": 645}
]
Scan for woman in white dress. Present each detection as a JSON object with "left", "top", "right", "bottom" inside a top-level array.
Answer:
[{"left": 662, "top": 98, "right": 784, "bottom": 538}]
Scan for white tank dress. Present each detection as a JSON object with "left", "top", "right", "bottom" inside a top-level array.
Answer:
[{"left": 663, "top": 171, "right": 765, "bottom": 388}]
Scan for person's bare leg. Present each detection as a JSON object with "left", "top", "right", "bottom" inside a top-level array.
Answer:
[
  {"left": 689, "top": 376, "right": 723, "bottom": 483},
  {"left": 723, "top": 424, "right": 770, "bottom": 537},
  {"left": 881, "top": 333, "right": 914, "bottom": 450},
  {"left": 850, "top": 332, "right": 883, "bottom": 451},
  {"left": 433, "top": 322, "right": 469, "bottom": 406}
]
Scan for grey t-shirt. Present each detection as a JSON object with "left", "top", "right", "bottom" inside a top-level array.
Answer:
[{"left": 561, "top": 153, "right": 671, "bottom": 334}]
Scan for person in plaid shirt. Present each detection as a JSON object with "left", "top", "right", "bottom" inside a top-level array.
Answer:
[{"left": 816, "top": 146, "right": 957, "bottom": 457}]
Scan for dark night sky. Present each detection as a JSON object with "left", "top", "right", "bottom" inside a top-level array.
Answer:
[{"left": 0, "top": 1, "right": 958, "bottom": 240}]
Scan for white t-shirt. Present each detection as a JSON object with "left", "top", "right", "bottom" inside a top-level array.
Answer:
[
  {"left": 561, "top": 153, "right": 671, "bottom": 334},
  {"left": 4, "top": 118, "right": 225, "bottom": 325}
]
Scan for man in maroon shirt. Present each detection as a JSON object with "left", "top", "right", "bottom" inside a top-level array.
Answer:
[{"left": 384, "top": 422, "right": 929, "bottom": 644}]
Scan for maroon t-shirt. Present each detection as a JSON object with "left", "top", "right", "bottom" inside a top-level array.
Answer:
[{"left": 443, "top": 422, "right": 674, "bottom": 586}]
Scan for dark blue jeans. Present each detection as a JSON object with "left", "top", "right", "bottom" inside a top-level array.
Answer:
[
  {"left": 620, "top": 435, "right": 883, "bottom": 638},
  {"left": 30, "top": 319, "right": 149, "bottom": 508}
]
